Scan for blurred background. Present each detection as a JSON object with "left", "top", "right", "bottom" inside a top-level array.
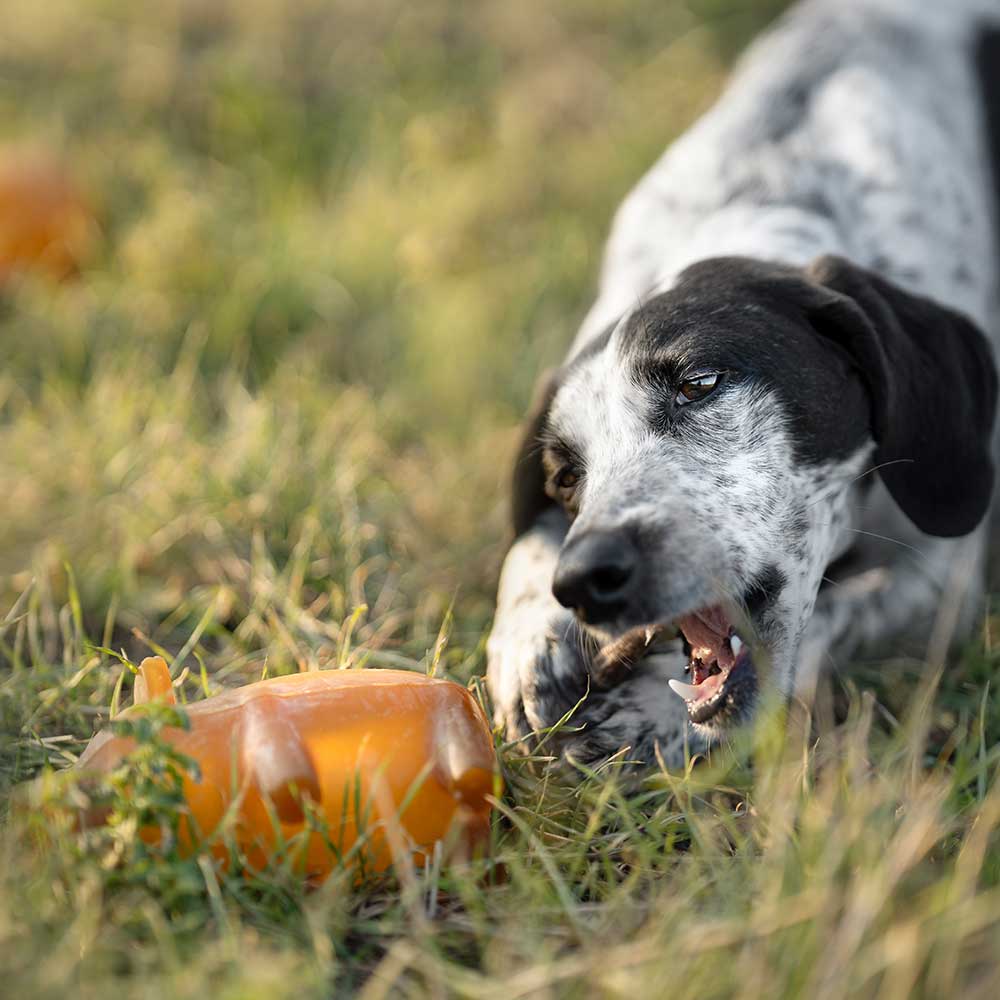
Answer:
[{"left": 0, "top": 0, "right": 786, "bottom": 720}]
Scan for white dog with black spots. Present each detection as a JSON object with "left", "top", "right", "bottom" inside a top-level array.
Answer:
[{"left": 488, "top": 0, "right": 1000, "bottom": 767}]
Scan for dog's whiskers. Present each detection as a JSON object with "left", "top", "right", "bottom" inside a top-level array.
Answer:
[
  {"left": 802, "top": 458, "right": 917, "bottom": 511},
  {"left": 843, "top": 526, "right": 927, "bottom": 559}
]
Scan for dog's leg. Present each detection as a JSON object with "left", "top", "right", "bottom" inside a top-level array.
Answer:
[{"left": 487, "top": 509, "right": 590, "bottom": 738}]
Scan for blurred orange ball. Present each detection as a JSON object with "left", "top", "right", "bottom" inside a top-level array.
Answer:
[{"left": 0, "top": 148, "right": 94, "bottom": 282}]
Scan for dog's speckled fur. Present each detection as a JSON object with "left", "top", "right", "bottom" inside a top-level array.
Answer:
[{"left": 488, "top": 0, "right": 1000, "bottom": 768}]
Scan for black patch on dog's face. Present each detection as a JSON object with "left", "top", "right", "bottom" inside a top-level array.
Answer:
[
  {"left": 601, "top": 254, "right": 997, "bottom": 539},
  {"left": 619, "top": 259, "right": 872, "bottom": 466}
]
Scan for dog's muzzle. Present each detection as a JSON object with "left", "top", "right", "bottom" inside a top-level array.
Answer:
[{"left": 551, "top": 530, "right": 766, "bottom": 728}]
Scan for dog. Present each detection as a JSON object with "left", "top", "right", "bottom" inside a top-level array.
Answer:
[{"left": 487, "top": 0, "right": 1000, "bottom": 768}]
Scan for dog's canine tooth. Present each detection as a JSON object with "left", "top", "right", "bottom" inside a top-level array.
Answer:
[
  {"left": 731, "top": 635, "right": 743, "bottom": 656},
  {"left": 668, "top": 678, "right": 701, "bottom": 701}
]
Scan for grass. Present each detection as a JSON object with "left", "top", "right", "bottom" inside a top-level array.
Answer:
[{"left": 4, "top": 0, "right": 1000, "bottom": 996}]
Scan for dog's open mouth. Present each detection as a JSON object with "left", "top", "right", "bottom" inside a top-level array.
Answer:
[
  {"left": 594, "top": 604, "right": 756, "bottom": 726},
  {"left": 668, "top": 606, "right": 752, "bottom": 724}
]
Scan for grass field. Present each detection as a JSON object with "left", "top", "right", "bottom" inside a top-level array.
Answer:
[{"left": 5, "top": 1, "right": 1000, "bottom": 996}]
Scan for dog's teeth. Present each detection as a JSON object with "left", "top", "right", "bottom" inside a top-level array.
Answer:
[
  {"left": 731, "top": 635, "right": 743, "bottom": 656},
  {"left": 668, "top": 679, "right": 701, "bottom": 702},
  {"left": 644, "top": 627, "right": 655, "bottom": 645}
]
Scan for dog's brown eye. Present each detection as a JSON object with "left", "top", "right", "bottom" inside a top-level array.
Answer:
[
  {"left": 556, "top": 468, "right": 579, "bottom": 491},
  {"left": 676, "top": 372, "right": 722, "bottom": 405}
]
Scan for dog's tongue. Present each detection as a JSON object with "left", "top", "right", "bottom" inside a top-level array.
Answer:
[{"left": 678, "top": 606, "right": 735, "bottom": 679}]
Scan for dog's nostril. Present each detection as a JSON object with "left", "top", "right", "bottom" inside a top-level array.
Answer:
[{"left": 589, "top": 564, "right": 631, "bottom": 596}]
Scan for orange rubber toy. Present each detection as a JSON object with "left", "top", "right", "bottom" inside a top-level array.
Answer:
[
  {"left": 0, "top": 149, "right": 94, "bottom": 282},
  {"left": 75, "top": 658, "right": 499, "bottom": 880}
]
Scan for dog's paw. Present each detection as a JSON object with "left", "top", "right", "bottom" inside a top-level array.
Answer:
[
  {"left": 486, "top": 608, "right": 592, "bottom": 741},
  {"left": 551, "top": 652, "right": 699, "bottom": 771},
  {"left": 488, "top": 618, "right": 699, "bottom": 771}
]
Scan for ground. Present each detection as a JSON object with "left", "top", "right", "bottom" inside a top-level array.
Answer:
[{"left": 4, "top": 1, "right": 1000, "bottom": 997}]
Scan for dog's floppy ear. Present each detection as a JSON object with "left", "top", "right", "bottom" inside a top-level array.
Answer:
[
  {"left": 804, "top": 255, "right": 997, "bottom": 537},
  {"left": 511, "top": 368, "right": 561, "bottom": 537}
]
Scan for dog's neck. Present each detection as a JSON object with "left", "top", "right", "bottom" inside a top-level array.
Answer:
[{"left": 649, "top": 206, "right": 843, "bottom": 298}]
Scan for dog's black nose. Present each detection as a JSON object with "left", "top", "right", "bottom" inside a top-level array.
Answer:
[{"left": 552, "top": 532, "right": 637, "bottom": 623}]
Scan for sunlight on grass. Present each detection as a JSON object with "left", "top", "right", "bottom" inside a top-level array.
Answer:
[{"left": 5, "top": 0, "right": 1000, "bottom": 996}]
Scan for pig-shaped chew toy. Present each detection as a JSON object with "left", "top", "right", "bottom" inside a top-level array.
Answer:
[{"left": 75, "top": 658, "right": 498, "bottom": 880}]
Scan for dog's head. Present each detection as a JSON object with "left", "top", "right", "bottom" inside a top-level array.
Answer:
[{"left": 513, "top": 256, "right": 997, "bottom": 739}]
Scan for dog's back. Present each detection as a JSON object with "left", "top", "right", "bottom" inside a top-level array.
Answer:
[{"left": 575, "top": 0, "right": 1000, "bottom": 358}]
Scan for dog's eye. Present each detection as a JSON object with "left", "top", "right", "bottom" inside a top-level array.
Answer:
[
  {"left": 556, "top": 468, "right": 579, "bottom": 491},
  {"left": 676, "top": 372, "right": 722, "bottom": 405}
]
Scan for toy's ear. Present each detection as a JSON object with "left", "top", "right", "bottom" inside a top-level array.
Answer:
[
  {"left": 805, "top": 255, "right": 998, "bottom": 537},
  {"left": 511, "top": 368, "right": 561, "bottom": 537},
  {"left": 241, "top": 698, "right": 320, "bottom": 824}
]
